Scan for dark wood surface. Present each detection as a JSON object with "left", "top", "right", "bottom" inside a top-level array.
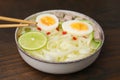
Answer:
[{"left": 0, "top": 0, "right": 120, "bottom": 80}]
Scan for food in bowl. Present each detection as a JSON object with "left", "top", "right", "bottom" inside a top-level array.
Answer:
[
  {"left": 15, "top": 10, "right": 104, "bottom": 74},
  {"left": 16, "top": 10, "right": 102, "bottom": 62}
]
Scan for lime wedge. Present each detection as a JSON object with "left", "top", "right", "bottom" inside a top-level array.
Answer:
[
  {"left": 88, "top": 32, "right": 102, "bottom": 49},
  {"left": 18, "top": 32, "right": 47, "bottom": 50},
  {"left": 90, "top": 40, "right": 101, "bottom": 49}
]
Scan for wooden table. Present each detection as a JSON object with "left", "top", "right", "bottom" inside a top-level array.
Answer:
[{"left": 0, "top": 0, "right": 120, "bottom": 80}]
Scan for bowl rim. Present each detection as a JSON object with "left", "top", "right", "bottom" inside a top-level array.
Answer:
[{"left": 15, "top": 9, "right": 105, "bottom": 64}]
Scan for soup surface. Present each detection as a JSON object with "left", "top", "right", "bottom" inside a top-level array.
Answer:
[{"left": 17, "top": 10, "right": 102, "bottom": 62}]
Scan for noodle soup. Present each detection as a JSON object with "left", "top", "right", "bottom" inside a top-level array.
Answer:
[{"left": 16, "top": 10, "right": 103, "bottom": 63}]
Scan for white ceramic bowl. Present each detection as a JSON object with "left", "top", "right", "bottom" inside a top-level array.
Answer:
[{"left": 15, "top": 10, "right": 104, "bottom": 74}]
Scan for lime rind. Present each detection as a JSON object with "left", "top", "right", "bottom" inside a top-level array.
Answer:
[{"left": 18, "top": 32, "right": 47, "bottom": 50}]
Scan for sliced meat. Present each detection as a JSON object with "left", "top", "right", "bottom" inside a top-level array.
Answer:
[{"left": 92, "top": 23, "right": 102, "bottom": 40}]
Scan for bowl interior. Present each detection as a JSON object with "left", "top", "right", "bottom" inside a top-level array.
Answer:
[{"left": 15, "top": 10, "right": 104, "bottom": 64}]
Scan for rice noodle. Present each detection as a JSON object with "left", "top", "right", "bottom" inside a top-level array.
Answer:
[{"left": 24, "top": 27, "right": 97, "bottom": 62}]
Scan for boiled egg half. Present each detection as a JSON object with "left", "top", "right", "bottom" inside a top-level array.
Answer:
[
  {"left": 36, "top": 14, "right": 59, "bottom": 31},
  {"left": 62, "top": 20, "right": 93, "bottom": 36}
]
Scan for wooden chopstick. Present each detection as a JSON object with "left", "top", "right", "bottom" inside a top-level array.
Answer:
[
  {"left": 0, "top": 24, "right": 29, "bottom": 28},
  {"left": 0, "top": 16, "right": 37, "bottom": 24}
]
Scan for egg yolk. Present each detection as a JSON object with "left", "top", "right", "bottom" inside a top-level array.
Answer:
[
  {"left": 40, "top": 16, "right": 55, "bottom": 26},
  {"left": 71, "top": 22, "right": 88, "bottom": 31}
]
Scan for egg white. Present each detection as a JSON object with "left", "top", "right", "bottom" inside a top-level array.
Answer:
[
  {"left": 36, "top": 14, "right": 59, "bottom": 31},
  {"left": 62, "top": 20, "right": 93, "bottom": 36}
]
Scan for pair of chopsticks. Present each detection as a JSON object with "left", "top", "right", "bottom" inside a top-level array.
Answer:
[{"left": 0, "top": 16, "right": 37, "bottom": 28}]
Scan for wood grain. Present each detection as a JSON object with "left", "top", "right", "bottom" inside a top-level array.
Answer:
[{"left": 0, "top": 0, "right": 120, "bottom": 80}]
